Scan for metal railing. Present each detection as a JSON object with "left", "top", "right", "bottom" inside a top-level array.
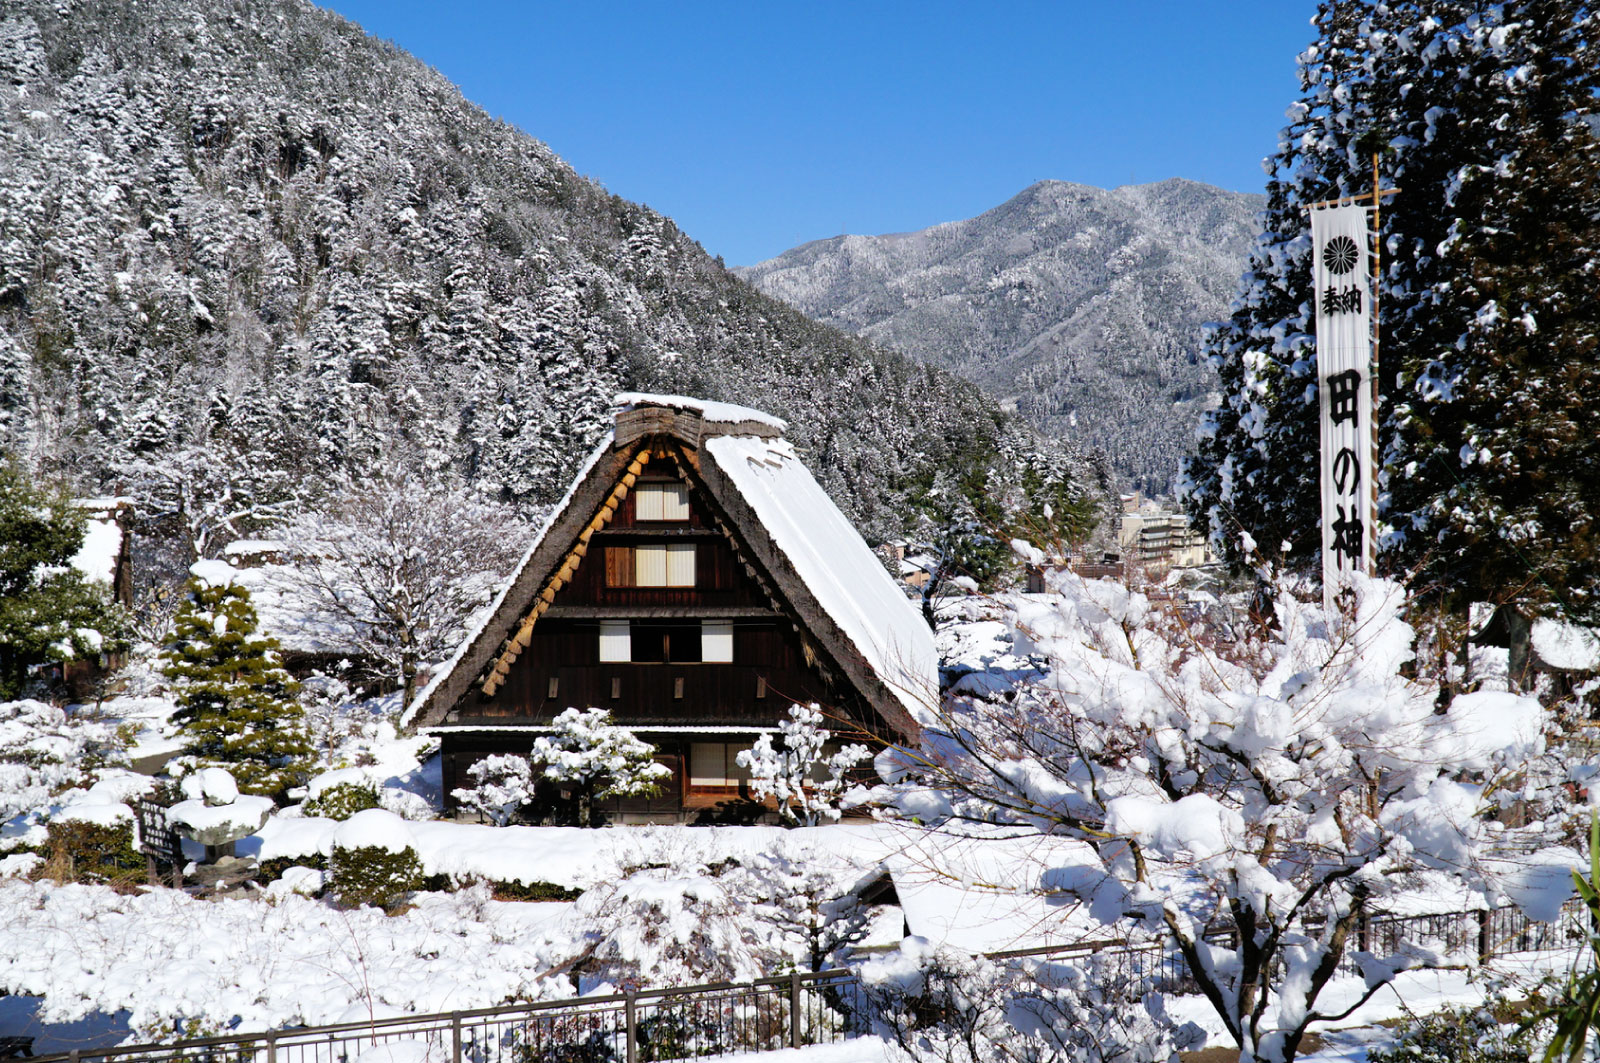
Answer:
[
  {"left": 30, "top": 970, "right": 860, "bottom": 1063},
  {"left": 28, "top": 902, "right": 1588, "bottom": 1063}
]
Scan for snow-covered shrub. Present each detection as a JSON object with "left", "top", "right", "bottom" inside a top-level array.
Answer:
[
  {"left": 1366, "top": 1005, "right": 1536, "bottom": 1063},
  {"left": 570, "top": 864, "right": 776, "bottom": 991},
  {"left": 305, "top": 781, "right": 382, "bottom": 821},
  {"left": 731, "top": 845, "right": 871, "bottom": 972},
  {"left": 40, "top": 819, "right": 142, "bottom": 886},
  {"left": 736, "top": 703, "right": 872, "bottom": 826},
  {"left": 858, "top": 941, "right": 1008, "bottom": 1063},
  {"left": 858, "top": 940, "right": 1197, "bottom": 1063},
  {"left": 329, "top": 844, "right": 423, "bottom": 911},
  {"left": 327, "top": 809, "right": 423, "bottom": 911},
  {"left": 1, "top": 698, "right": 127, "bottom": 826},
  {"left": 533, "top": 708, "right": 671, "bottom": 827},
  {"left": 451, "top": 754, "right": 534, "bottom": 826},
  {"left": 888, "top": 574, "right": 1569, "bottom": 1063}
]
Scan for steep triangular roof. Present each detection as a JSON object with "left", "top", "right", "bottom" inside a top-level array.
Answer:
[{"left": 404, "top": 394, "right": 936, "bottom": 740}]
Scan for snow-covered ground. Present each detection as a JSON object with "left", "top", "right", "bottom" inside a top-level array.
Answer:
[{"left": 4, "top": 576, "right": 1597, "bottom": 1063}]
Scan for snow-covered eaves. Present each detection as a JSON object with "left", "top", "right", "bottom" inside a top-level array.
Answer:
[{"left": 884, "top": 828, "right": 1111, "bottom": 954}]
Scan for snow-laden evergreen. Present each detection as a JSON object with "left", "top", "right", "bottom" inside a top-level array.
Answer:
[
  {"left": 532, "top": 708, "right": 672, "bottom": 828},
  {"left": 0, "top": 0, "right": 1089, "bottom": 604},
  {"left": 159, "top": 564, "right": 311, "bottom": 795},
  {"left": 450, "top": 754, "right": 534, "bottom": 828},
  {"left": 1180, "top": 0, "right": 1600, "bottom": 625}
]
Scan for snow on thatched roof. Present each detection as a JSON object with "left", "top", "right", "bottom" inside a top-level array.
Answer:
[
  {"left": 703, "top": 433, "right": 937, "bottom": 725},
  {"left": 405, "top": 396, "right": 935, "bottom": 738}
]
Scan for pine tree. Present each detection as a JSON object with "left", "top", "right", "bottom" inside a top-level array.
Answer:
[
  {"left": 0, "top": 462, "right": 130, "bottom": 697},
  {"left": 1388, "top": 1, "right": 1600, "bottom": 622},
  {"left": 160, "top": 568, "right": 311, "bottom": 796},
  {"left": 532, "top": 707, "right": 671, "bottom": 827}
]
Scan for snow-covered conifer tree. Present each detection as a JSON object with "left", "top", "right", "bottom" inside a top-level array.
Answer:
[
  {"left": 160, "top": 565, "right": 311, "bottom": 796},
  {"left": 450, "top": 754, "right": 534, "bottom": 827},
  {"left": 0, "top": 463, "right": 130, "bottom": 698},
  {"left": 1181, "top": 0, "right": 1600, "bottom": 632},
  {"left": 532, "top": 707, "right": 671, "bottom": 827}
]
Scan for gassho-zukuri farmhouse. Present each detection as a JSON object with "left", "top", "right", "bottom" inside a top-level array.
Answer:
[{"left": 404, "top": 393, "right": 939, "bottom": 822}]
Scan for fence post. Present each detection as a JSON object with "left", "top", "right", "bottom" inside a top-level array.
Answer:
[
  {"left": 625, "top": 992, "right": 637, "bottom": 1063},
  {"left": 1478, "top": 909, "right": 1493, "bottom": 962},
  {"left": 451, "top": 1011, "right": 462, "bottom": 1063},
  {"left": 789, "top": 972, "right": 802, "bottom": 1049},
  {"left": 69, "top": 1051, "right": 79, "bottom": 1063},
  {"left": 267, "top": 1030, "right": 277, "bottom": 1063}
]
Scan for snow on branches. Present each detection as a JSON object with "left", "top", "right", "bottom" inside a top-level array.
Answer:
[
  {"left": 450, "top": 754, "right": 534, "bottom": 827},
  {"left": 736, "top": 703, "right": 872, "bottom": 826},
  {"left": 532, "top": 708, "right": 670, "bottom": 827},
  {"left": 272, "top": 472, "right": 531, "bottom": 707},
  {"left": 885, "top": 572, "right": 1573, "bottom": 1063}
]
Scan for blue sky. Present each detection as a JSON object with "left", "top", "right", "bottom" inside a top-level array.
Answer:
[{"left": 321, "top": 2, "right": 1317, "bottom": 266}]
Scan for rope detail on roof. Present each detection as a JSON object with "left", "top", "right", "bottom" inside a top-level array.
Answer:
[{"left": 480, "top": 448, "right": 651, "bottom": 696}]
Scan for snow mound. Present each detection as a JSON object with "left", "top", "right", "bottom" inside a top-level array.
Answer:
[
  {"left": 181, "top": 767, "right": 240, "bottom": 806},
  {"left": 333, "top": 808, "right": 416, "bottom": 852},
  {"left": 189, "top": 559, "right": 237, "bottom": 587}
]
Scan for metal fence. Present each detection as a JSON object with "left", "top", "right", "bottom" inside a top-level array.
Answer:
[
  {"left": 980, "top": 900, "right": 1590, "bottom": 996},
  {"left": 29, "top": 971, "right": 860, "bottom": 1063},
  {"left": 27, "top": 903, "right": 1588, "bottom": 1063}
]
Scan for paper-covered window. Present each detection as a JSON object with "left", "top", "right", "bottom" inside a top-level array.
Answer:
[
  {"left": 636, "top": 543, "right": 695, "bottom": 587},
  {"left": 701, "top": 621, "right": 733, "bottom": 663},
  {"left": 635, "top": 483, "right": 690, "bottom": 522},
  {"left": 598, "top": 620, "right": 631, "bottom": 662},
  {"left": 689, "top": 742, "right": 753, "bottom": 791}
]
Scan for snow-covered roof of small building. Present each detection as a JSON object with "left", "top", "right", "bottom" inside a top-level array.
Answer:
[
  {"left": 406, "top": 396, "right": 936, "bottom": 738},
  {"left": 614, "top": 392, "right": 787, "bottom": 431},
  {"left": 69, "top": 519, "right": 123, "bottom": 587},
  {"left": 884, "top": 829, "right": 1113, "bottom": 953}
]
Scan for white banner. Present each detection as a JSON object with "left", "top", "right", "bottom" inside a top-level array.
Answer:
[{"left": 1310, "top": 204, "right": 1374, "bottom": 605}]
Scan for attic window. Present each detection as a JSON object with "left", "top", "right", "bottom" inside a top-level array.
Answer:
[
  {"left": 636, "top": 543, "right": 695, "bottom": 587},
  {"left": 635, "top": 482, "right": 690, "bottom": 522}
]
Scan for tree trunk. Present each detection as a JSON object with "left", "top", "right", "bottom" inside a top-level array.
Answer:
[{"left": 1506, "top": 605, "right": 1533, "bottom": 693}]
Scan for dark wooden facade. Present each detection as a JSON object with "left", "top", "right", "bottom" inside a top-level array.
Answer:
[{"left": 438, "top": 449, "right": 879, "bottom": 821}]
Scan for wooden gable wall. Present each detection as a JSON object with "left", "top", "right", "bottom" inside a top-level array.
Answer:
[{"left": 450, "top": 440, "right": 847, "bottom": 729}]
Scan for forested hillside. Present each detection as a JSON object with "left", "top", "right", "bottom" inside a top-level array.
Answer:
[
  {"left": 0, "top": 0, "right": 1088, "bottom": 600},
  {"left": 737, "top": 179, "right": 1262, "bottom": 495}
]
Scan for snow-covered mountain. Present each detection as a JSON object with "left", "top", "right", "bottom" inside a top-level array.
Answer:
[
  {"left": 736, "top": 179, "right": 1264, "bottom": 494},
  {"left": 0, "top": 0, "right": 1078, "bottom": 581}
]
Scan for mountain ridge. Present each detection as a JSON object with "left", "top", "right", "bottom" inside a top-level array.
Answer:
[{"left": 736, "top": 177, "right": 1264, "bottom": 494}]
